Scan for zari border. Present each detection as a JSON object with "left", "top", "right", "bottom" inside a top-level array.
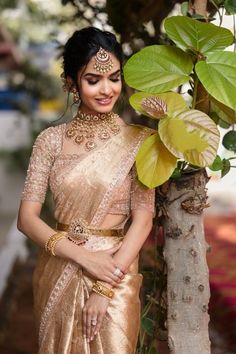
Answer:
[
  {"left": 91, "top": 127, "right": 151, "bottom": 227},
  {"left": 39, "top": 262, "right": 78, "bottom": 347},
  {"left": 38, "top": 126, "right": 151, "bottom": 347}
]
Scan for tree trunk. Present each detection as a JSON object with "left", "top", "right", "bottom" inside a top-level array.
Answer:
[
  {"left": 163, "top": 170, "right": 211, "bottom": 353},
  {"left": 192, "top": 0, "right": 208, "bottom": 16}
]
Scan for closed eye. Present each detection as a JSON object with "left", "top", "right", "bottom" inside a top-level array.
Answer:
[{"left": 87, "top": 80, "right": 99, "bottom": 85}]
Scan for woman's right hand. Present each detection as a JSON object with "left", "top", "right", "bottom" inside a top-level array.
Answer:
[{"left": 80, "top": 244, "right": 126, "bottom": 286}]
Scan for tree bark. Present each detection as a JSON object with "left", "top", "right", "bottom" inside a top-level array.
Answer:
[
  {"left": 163, "top": 170, "right": 211, "bottom": 353},
  {"left": 192, "top": 0, "right": 208, "bottom": 16}
]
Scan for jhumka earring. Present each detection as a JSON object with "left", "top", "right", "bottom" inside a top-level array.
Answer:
[
  {"left": 71, "top": 87, "right": 81, "bottom": 105},
  {"left": 94, "top": 47, "right": 113, "bottom": 73}
]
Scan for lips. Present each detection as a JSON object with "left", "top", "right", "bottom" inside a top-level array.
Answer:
[{"left": 96, "top": 97, "right": 113, "bottom": 105}]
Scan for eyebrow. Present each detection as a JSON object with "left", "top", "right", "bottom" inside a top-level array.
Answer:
[{"left": 84, "top": 69, "right": 121, "bottom": 78}]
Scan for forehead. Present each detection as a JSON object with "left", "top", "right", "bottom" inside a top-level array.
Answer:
[{"left": 83, "top": 51, "right": 121, "bottom": 75}]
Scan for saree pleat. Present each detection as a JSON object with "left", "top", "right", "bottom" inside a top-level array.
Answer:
[{"left": 32, "top": 125, "right": 151, "bottom": 353}]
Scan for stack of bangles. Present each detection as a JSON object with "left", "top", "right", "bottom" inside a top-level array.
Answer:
[
  {"left": 45, "top": 232, "right": 67, "bottom": 256},
  {"left": 92, "top": 267, "right": 123, "bottom": 300}
]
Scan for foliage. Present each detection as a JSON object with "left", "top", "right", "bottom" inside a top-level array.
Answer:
[
  {"left": 124, "top": 15, "right": 236, "bottom": 187},
  {"left": 138, "top": 226, "right": 167, "bottom": 354}
]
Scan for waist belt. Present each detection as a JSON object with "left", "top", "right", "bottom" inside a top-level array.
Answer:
[{"left": 56, "top": 221, "right": 124, "bottom": 238}]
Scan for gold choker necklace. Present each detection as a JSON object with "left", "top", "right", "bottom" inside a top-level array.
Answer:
[{"left": 65, "top": 110, "right": 121, "bottom": 151}]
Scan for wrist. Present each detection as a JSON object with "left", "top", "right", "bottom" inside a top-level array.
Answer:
[{"left": 55, "top": 237, "right": 87, "bottom": 265}]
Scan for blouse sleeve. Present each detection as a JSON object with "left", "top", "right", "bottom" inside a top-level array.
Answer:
[
  {"left": 21, "top": 126, "right": 61, "bottom": 204},
  {"left": 130, "top": 164, "right": 155, "bottom": 215}
]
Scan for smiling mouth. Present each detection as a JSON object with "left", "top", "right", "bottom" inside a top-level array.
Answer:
[{"left": 96, "top": 97, "right": 113, "bottom": 104}]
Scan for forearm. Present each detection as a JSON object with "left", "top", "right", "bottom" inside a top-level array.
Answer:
[
  {"left": 17, "top": 205, "right": 86, "bottom": 265},
  {"left": 113, "top": 217, "right": 153, "bottom": 271},
  {"left": 100, "top": 213, "right": 153, "bottom": 289}
]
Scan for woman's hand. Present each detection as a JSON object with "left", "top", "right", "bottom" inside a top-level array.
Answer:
[
  {"left": 80, "top": 244, "right": 126, "bottom": 286},
  {"left": 82, "top": 292, "right": 110, "bottom": 342}
]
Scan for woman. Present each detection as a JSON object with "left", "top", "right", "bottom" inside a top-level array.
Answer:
[{"left": 17, "top": 27, "right": 155, "bottom": 354}]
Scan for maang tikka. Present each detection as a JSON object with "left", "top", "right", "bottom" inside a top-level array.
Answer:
[{"left": 94, "top": 47, "right": 113, "bottom": 73}]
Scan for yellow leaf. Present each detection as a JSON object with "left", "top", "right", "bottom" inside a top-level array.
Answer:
[
  {"left": 130, "top": 91, "right": 188, "bottom": 119},
  {"left": 136, "top": 133, "right": 178, "bottom": 188},
  {"left": 159, "top": 110, "right": 220, "bottom": 166}
]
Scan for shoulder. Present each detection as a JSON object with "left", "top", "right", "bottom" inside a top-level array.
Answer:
[
  {"left": 116, "top": 114, "right": 153, "bottom": 135},
  {"left": 33, "top": 123, "right": 66, "bottom": 154}
]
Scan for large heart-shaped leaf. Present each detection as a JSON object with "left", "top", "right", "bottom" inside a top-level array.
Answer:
[
  {"left": 136, "top": 133, "right": 178, "bottom": 188},
  {"left": 164, "top": 16, "right": 233, "bottom": 54},
  {"left": 210, "top": 96, "right": 236, "bottom": 124},
  {"left": 159, "top": 110, "right": 220, "bottom": 166},
  {"left": 130, "top": 92, "right": 189, "bottom": 119},
  {"left": 124, "top": 45, "right": 193, "bottom": 93},
  {"left": 196, "top": 51, "right": 236, "bottom": 110}
]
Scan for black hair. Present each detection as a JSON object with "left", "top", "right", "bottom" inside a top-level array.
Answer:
[{"left": 62, "top": 27, "right": 123, "bottom": 84}]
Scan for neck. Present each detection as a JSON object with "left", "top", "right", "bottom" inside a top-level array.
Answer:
[{"left": 79, "top": 105, "right": 112, "bottom": 117}]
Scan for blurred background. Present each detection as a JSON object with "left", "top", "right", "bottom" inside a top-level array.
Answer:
[{"left": 0, "top": 0, "right": 236, "bottom": 353}]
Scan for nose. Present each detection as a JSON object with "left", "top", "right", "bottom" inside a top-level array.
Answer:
[{"left": 100, "top": 80, "right": 112, "bottom": 96}]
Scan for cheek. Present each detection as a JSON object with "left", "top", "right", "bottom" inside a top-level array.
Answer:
[
  {"left": 114, "top": 82, "right": 122, "bottom": 96},
  {"left": 80, "top": 84, "right": 98, "bottom": 98}
]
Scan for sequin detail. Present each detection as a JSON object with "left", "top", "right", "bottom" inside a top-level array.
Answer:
[
  {"left": 90, "top": 128, "right": 153, "bottom": 227},
  {"left": 21, "top": 125, "right": 65, "bottom": 203},
  {"left": 21, "top": 124, "right": 155, "bottom": 216}
]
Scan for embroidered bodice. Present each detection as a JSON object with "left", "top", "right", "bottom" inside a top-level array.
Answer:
[{"left": 21, "top": 124, "right": 155, "bottom": 219}]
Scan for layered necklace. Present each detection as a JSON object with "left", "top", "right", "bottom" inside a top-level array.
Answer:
[{"left": 65, "top": 110, "right": 121, "bottom": 151}]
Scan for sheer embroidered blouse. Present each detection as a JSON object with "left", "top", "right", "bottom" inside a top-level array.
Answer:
[{"left": 21, "top": 125, "right": 155, "bottom": 218}]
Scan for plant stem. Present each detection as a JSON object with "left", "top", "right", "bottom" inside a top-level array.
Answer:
[{"left": 192, "top": 73, "right": 199, "bottom": 109}]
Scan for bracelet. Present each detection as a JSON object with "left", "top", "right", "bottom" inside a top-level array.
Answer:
[
  {"left": 45, "top": 232, "right": 67, "bottom": 256},
  {"left": 92, "top": 281, "right": 114, "bottom": 300}
]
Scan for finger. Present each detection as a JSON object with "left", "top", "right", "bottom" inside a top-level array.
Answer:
[
  {"left": 103, "top": 275, "right": 119, "bottom": 286},
  {"left": 93, "top": 312, "right": 104, "bottom": 339},
  {"left": 86, "top": 311, "right": 93, "bottom": 341},
  {"left": 90, "top": 317, "right": 98, "bottom": 341}
]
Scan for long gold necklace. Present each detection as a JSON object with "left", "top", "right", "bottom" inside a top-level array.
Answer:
[{"left": 65, "top": 110, "right": 121, "bottom": 151}]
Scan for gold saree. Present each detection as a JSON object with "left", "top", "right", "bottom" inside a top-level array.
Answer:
[{"left": 22, "top": 123, "right": 154, "bottom": 354}]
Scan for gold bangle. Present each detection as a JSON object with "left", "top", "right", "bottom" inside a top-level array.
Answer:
[
  {"left": 45, "top": 232, "right": 67, "bottom": 256},
  {"left": 92, "top": 281, "right": 114, "bottom": 299}
]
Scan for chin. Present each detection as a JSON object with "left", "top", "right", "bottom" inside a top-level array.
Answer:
[{"left": 94, "top": 104, "right": 115, "bottom": 114}]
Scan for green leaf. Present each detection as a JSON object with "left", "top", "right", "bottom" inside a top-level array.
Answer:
[
  {"left": 181, "top": 2, "right": 189, "bottom": 16},
  {"left": 210, "top": 96, "right": 236, "bottom": 124},
  {"left": 222, "top": 130, "right": 236, "bottom": 152},
  {"left": 209, "top": 155, "right": 223, "bottom": 171},
  {"left": 196, "top": 51, "right": 236, "bottom": 110},
  {"left": 171, "top": 167, "right": 182, "bottom": 179},
  {"left": 136, "top": 133, "right": 178, "bottom": 188},
  {"left": 221, "top": 159, "right": 231, "bottom": 177},
  {"left": 130, "top": 92, "right": 188, "bottom": 119},
  {"left": 224, "top": 0, "right": 236, "bottom": 14},
  {"left": 159, "top": 109, "right": 220, "bottom": 166},
  {"left": 164, "top": 16, "right": 233, "bottom": 54},
  {"left": 141, "top": 317, "right": 154, "bottom": 336},
  {"left": 218, "top": 120, "right": 231, "bottom": 129},
  {"left": 124, "top": 45, "right": 193, "bottom": 93}
]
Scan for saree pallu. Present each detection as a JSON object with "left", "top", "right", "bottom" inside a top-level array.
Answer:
[{"left": 33, "top": 125, "right": 151, "bottom": 354}]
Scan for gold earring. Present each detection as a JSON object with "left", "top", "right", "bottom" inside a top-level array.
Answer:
[{"left": 71, "top": 87, "right": 81, "bottom": 105}]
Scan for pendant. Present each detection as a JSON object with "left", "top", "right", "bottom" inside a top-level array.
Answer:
[{"left": 85, "top": 140, "right": 97, "bottom": 151}]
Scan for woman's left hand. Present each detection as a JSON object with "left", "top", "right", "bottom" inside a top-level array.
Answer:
[{"left": 82, "top": 292, "right": 110, "bottom": 342}]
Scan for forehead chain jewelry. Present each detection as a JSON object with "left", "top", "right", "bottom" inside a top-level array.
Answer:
[{"left": 94, "top": 47, "right": 113, "bottom": 73}]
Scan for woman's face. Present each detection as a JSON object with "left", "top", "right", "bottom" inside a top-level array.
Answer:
[{"left": 77, "top": 52, "right": 122, "bottom": 114}]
